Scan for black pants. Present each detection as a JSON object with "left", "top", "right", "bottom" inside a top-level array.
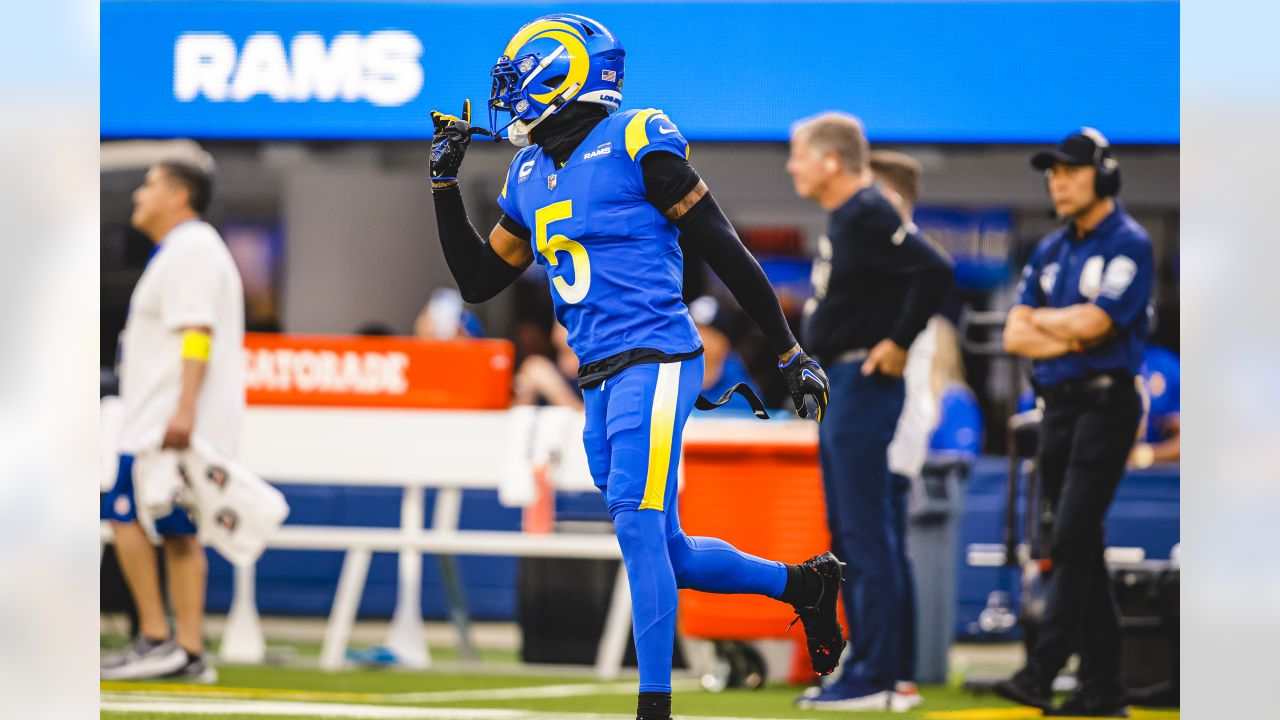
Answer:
[{"left": 1027, "top": 375, "right": 1142, "bottom": 697}]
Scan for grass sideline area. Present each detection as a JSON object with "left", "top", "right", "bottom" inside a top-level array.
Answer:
[
  {"left": 100, "top": 632, "right": 1179, "bottom": 720},
  {"left": 100, "top": 664, "right": 1181, "bottom": 720}
]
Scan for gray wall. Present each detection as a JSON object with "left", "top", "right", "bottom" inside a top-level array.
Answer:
[{"left": 280, "top": 167, "right": 451, "bottom": 334}]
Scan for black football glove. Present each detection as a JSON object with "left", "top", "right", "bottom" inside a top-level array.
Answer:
[
  {"left": 430, "top": 99, "right": 493, "bottom": 182},
  {"left": 779, "top": 350, "right": 830, "bottom": 422}
]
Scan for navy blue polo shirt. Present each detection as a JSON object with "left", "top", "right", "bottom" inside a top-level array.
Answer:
[
  {"left": 1014, "top": 203, "right": 1154, "bottom": 387},
  {"left": 804, "top": 185, "right": 954, "bottom": 360}
]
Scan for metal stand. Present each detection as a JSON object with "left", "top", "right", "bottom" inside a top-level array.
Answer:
[
  {"left": 220, "top": 562, "right": 266, "bottom": 664},
  {"left": 383, "top": 486, "right": 429, "bottom": 668}
]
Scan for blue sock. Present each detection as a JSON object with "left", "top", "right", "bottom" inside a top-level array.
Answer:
[
  {"left": 667, "top": 531, "right": 788, "bottom": 597},
  {"left": 614, "top": 509, "right": 677, "bottom": 693}
]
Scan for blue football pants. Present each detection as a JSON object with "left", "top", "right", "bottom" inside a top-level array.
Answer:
[{"left": 583, "top": 356, "right": 789, "bottom": 692}]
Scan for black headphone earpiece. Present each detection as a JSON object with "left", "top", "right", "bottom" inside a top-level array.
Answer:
[
  {"left": 1096, "top": 154, "right": 1121, "bottom": 197},
  {"left": 1080, "top": 126, "right": 1122, "bottom": 198}
]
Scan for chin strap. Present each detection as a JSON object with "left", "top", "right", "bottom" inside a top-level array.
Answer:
[
  {"left": 695, "top": 383, "right": 770, "bottom": 420},
  {"left": 505, "top": 84, "right": 581, "bottom": 146}
]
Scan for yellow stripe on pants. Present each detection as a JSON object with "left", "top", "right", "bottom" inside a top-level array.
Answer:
[{"left": 638, "top": 361, "right": 681, "bottom": 511}]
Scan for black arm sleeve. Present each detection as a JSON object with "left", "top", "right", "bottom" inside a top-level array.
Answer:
[
  {"left": 886, "top": 232, "right": 955, "bottom": 348},
  {"left": 498, "top": 212, "right": 531, "bottom": 242},
  {"left": 680, "top": 195, "right": 799, "bottom": 355},
  {"left": 432, "top": 184, "right": 526, "bottom": 304},
  {"left": 640, "top": 151, "right": 702, "bottom": 210},
  {"left": 639, "top": 153, "right": 797, "bottom": 355}
]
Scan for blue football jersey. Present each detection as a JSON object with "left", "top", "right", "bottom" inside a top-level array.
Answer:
[{"left": 496, "top": 109, "right": 701, "bottom": 367}]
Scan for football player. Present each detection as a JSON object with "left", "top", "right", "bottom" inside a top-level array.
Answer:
[{"left": 429, "top": 15, "right": 839, "bottom": 720}]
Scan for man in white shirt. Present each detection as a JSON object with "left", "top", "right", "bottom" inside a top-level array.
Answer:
[{"left": 101, "top": 161, "right": 245, "bottom": 682}]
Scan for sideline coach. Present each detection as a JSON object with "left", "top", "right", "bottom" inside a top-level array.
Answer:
[
  {"left": 997, "top": 128, "right": 1153, "bottom": 718},
  {"left": 787, "top": 112, "right": 953, "bottom": 709}
]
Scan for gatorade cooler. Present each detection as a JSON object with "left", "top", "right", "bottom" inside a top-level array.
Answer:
[{"left": 677, "top": 419, "right": 831, "bottom": 642}]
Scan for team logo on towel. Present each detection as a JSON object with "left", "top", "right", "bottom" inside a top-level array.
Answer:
[
  {"left": 215, "top": 508, "right": 240, "bottom": 532},
  {"left": 207, "top": 465, "right": 229, "bottom": 490}
]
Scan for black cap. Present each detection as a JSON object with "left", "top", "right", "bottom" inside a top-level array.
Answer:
[{"left": 1031, "top": 128, "right": 1110, "bottom": 171}]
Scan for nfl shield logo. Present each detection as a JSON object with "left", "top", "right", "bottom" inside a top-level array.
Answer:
[{"left": 547, "top": 174, "right": 557, "bottom": 190}]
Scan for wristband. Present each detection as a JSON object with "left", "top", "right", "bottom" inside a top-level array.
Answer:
[{"left": 181, "top": 330, "right": 212, "bottom": 362}]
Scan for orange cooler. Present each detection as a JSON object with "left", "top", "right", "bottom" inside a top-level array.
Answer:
[{"left": 677, "top": 420, "right": 829, "bottom": 639}]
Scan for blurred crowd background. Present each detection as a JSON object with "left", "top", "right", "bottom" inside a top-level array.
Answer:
[{"left": 101, "top": 138, "right": 1181, "bottom": 456}]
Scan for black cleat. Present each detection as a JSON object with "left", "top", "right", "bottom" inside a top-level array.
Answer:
[
  {"left": 787, "top": 551, "right": 846, "bottom": 676},
  {"left": 992, "top": 667, "right": 1052, "bottom": 711},
  {"left": 1045, "top": 690, "right": 1129, "bottom": 717}
]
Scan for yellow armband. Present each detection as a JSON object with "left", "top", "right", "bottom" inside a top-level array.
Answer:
[{"left": 181, "top": 330, "right": 212, "bottom": 362}]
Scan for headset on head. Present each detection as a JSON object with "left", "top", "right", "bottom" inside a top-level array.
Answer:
[{"left": 1079, "top": 126, "right": 1122, "bottom": 198}]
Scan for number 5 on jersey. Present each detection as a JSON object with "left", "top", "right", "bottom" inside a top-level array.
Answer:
[{"left": 535, "top": 200, "right": 591, "bottom": 304}]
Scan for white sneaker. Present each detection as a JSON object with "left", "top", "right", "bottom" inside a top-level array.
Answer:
[
  {"left": 796, "top": 688, "right": 892, "bottom": 712},
  {"left": 800, "top": 685, "right": 824, "bottom": 700},
  {"left": 891, "top": 681, "right": 925, "bottom": 712},
  {"left": 166, "top": 652, "right": 218, "bottom": 684},
  {"left": 100, "top": 636, "right": 187, "bottom": 680}
]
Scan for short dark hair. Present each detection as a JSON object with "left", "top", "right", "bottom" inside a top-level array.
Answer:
[
  {"left": 155, "top": 161, "right": 214, "bottom": 215},
  {"left": 869, "top": 150, "right": 923, "bottom": 208}
]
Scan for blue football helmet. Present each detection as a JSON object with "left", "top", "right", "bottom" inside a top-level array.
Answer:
[{"left": 488, "top": 14, "right": 625, "bottom": 146}]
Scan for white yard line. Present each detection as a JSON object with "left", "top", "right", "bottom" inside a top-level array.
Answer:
[
  {"left": 101, "top": 678, "right": 700, "bottom": 705},
  {"left": 101, "top": 700, "right": 567, "bottom": 719},
  {"left": 387, "top": 679, "right": 701, "bottom": 703},
  {"left": 102, "top": 693, "right": 243, "bottom": 703},
  {"left": 100, "top": 697, "right": 804, "bottom": 720}
]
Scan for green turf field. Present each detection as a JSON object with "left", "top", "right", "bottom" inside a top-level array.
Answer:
[
  {"left": 99, "top": 631, "right": 1180, "bottom": 720},
  {"left": 100, "top": 663, "right": 1181, "bottom": 720}
]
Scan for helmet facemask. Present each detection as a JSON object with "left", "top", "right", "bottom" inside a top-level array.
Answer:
[{"left": 488, "top": 51, "right": 579, "bottom": 147}]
